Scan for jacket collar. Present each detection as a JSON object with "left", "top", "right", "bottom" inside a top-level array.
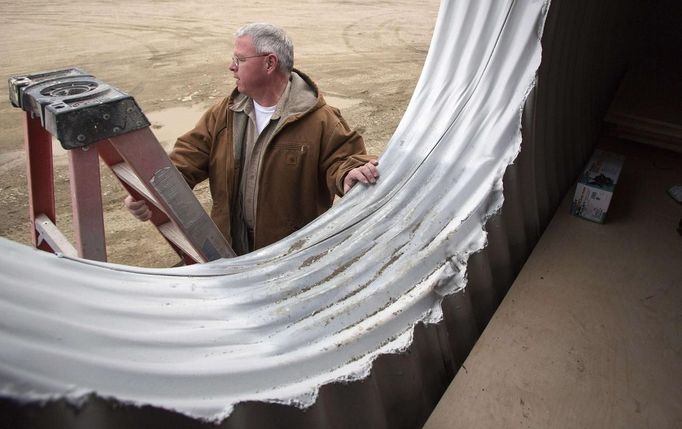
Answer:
[{"left": 229, "top": 69, "right": 324, "bottom": 123}]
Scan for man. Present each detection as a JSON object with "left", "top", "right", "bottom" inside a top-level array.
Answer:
[{"left": 125, "top": 23, "right": 379, "bottom": 255}]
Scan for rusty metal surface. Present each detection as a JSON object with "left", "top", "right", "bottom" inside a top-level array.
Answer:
[{"left": 0, "top": 0, "right": 553, "bottom": 426}]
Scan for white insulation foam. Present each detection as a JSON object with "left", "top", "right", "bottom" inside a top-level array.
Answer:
[{"left": 0, "top": 0, "right": 550, "bottom": 422}]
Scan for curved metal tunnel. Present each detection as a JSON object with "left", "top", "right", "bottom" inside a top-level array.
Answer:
[{"left": 0, "top": 0, "right": 651, "bottom": 427}]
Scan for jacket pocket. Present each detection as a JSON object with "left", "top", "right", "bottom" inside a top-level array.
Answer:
[{"left": 273, "top": 142, "right": 308, "bottom": 167}]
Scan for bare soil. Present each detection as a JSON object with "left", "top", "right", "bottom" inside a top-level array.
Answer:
[{"left": 0, "top": 0, "right": 439, "bottom": 267}]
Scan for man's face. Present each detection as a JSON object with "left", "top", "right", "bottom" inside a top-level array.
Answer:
[{"left": 229, "top": 35, "right": 269, "bottom": 98}]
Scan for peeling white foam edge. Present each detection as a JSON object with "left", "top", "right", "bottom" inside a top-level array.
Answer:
[{"left": 0, "top": 307, "right": 417, "bottom": 423}]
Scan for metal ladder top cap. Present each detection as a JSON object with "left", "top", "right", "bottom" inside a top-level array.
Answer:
[
  {"left": 9, "top": 68, "right": 150, "bottom": 149},
  {"left": 9, "top": 67, "right": 91, "bottom": 109}
]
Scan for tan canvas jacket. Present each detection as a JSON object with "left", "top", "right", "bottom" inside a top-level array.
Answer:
[{"left": 170, "top": 70, "right": 372, "bottom": 254}]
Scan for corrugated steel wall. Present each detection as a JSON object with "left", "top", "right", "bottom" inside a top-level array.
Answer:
[
  {"left": 465, "top": 0, "right": 650, "bottom": 332},
  {"left": 0, "top": 0, "right": 654, "bottom": 428}
]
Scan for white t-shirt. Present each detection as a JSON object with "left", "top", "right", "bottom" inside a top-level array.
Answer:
[{"left": 253, "top": 100, "right": 277, "bottom": 134}]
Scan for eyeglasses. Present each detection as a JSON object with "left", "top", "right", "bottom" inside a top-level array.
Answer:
[{"left": 231, "top": 53, "right": 269, "bottom": 67}]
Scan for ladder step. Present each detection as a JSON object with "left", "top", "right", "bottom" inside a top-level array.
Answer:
[
  {"left": 157, "top": 222, "right": 205, "bottom": 263},
  {"left": 110, "top": 162, "right": 162, "bottom": 211},
  {"left": 106, "top": 129, "right": 236, "bottom": 261},
  {"left": 34, "top": 214, "right": 78, "bottom": 258}
]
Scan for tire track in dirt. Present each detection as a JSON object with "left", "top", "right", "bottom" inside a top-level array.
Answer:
[{"left": 341, "top": 10, "right": 434, "bottom": 57}]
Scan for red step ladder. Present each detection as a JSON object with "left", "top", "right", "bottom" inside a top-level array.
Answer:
[{"left": 10, "top": 68, "right": 235, "bottom": 263}]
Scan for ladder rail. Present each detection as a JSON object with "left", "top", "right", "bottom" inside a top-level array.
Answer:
[
  {"left": 23, "top": 113, "right": 56, "bottom": 254},
  {"left": 101, "top": 132, "right": 236, "bottom": 260}
]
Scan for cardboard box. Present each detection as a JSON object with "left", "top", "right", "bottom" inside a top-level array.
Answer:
[{"left": 571, "top": 149, "right": 625, "bottom": 223}]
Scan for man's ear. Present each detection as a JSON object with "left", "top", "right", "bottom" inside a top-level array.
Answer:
[{"left": 267, "top": 55, "right": 277, "bottom": 72}]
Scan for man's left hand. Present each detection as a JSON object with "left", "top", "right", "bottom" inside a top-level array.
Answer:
[{"left": 344, "top": 160, "right": 379, "bottom": 193}]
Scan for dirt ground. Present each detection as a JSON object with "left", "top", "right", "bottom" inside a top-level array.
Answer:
[{"left": 0, "top": 0, "right": 439, "bottom": 267}]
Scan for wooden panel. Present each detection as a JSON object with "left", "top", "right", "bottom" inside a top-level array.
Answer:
[{"left": 605, "top": 62, "right": 682, "bottom": 153}]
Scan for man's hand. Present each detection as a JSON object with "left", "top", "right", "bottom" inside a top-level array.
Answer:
[
  {"left": 123, "top": 195, "right": 152, "bottom": 222},
  {"left": 344, "top": 160, "right": 379, "bottom": 193}
]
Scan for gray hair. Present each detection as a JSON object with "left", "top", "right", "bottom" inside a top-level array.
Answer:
[{"left": 235, "top": 23, "right": 294, "bottom": 74}]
